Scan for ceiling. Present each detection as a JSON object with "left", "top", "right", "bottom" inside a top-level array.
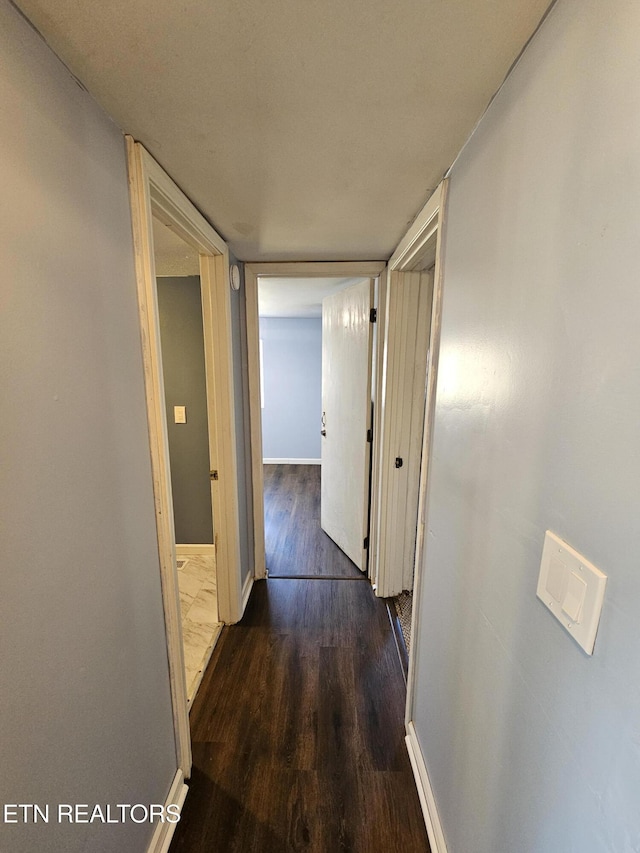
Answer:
[
  {"left": 17, "top": 0, "right": 551, "bottom": 262},
  {"left": 152, "top": 215, "right": 200, "bottom": 277},
  {"left": 258, "top": 277, "right": 366, "bottom": 318}
]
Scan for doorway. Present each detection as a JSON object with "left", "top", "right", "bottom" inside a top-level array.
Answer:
[
  {"left": 369, "top": 180, "right": 448, "bottom": 686},
  {"left": 126, "top": 139, "right": 244, "bottom": 784},
  {"left": 152, "top": 214, "right": 221, "bottom": 706},
  {"left": 381, "top": 181, "right": 448, "bottom": 729},
  {"left": 245, "top": 263, "right": 385, "bottom": 582}
]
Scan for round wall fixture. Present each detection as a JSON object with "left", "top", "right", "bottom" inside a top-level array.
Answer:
[{"left": 230, "top": 264, "right": 241, "bottom": 291}]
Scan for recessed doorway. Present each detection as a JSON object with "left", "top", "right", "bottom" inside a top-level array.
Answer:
[
  {"left": 245, "top": 263, "right": 385, "bottom": 582},
  {"left": 127, "top": 139, "right": 244, "bottom": 788}
]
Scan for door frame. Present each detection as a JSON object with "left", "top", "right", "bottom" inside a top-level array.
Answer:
[
  {"left": 244, "top": 262, "right": 385, "bottom": 580},
  {"left": 380, "top": 180, "right": 449, "bottom": 726},
  {"left": 126, "top": 138, "right": 244, "bottom": 776}
]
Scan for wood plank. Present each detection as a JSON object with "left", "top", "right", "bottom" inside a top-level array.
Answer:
[
  {"left": 170, "top": 577, "right": 430, "bottom": 853},
  {"left": 264, "top": 464, "right": 363, "bottom": 578}
]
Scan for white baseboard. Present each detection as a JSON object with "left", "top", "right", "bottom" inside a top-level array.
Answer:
[
  {"left": 176, "top": 544, "right": 215, "bottom": 556},
  {"left": 146, "top": 768, "right": 189, "bottom": 853},
  {"left": 242, "top": 572, "right": 254, "bottom": 614},
  {"left": 405, "top": 721, "right": 448, "bottom": 853},
  {"left": 263, "top": 458, "right": 321, "bottom": 465}
]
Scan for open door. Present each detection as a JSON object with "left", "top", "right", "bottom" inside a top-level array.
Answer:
[
  {"left": 320, "top": 279, "right": 374, "bottom": 570},
  {"left": 372, "top": 180, "right": 447, "bottom": 602}
]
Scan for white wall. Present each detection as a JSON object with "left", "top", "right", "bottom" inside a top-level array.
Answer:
[
  {"left": 0, "top": 3, "right": 177, "bottom": 850},
  {"left": 412, "top": 0, "right": 640, "bottom": 850}
]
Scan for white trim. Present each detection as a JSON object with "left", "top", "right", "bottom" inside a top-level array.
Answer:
[
  {"left": 126, "top": 138, "right": 245, "bottom": 776},
  {"left": 244, "top": 267, "right": 267, "bottom": 580},
  {"left": 200, "top": 252, "right": 243, "bottom": 624},
  {"left": 244, "top": 262, "right": 386, "bottom": 583},
  {"left": 374, "top": 181, "right": 448, "bottom": 604},
  {"left": 389, "top": 188, "right": 441, "bottom": 271},
  {"left": 263, "top": 457, "right": 321, "bottom": 465},
  {"left": 259, "top": 339, "right": 265, "bottom": 408},
  {"left": 176, "top": 544, "right": 216, "bottom": 556},
  {"left": 139, "top": 140, "right": 243, "bottom": 627},
  {"left": 126, "top": 137, "right": 192, "bottom": 777},
  {"left": 367, "top": 269, "right": 388, "bottom": 590},
  {"left": 241, "top": 571, "right": 254, "bottom": 614},
  {"left": 187, "top": 623, "right": 223, "bottom": 709},
  {"left": 405, "top": 180, "right": 449, "bottom": 724},
  {"left": 247, "top": 261, "right": 385, "bottom": 277},
  {"left": 405, "top": 722, "right": 448, "bottom": 853},
  {"left": 145, "top": 769, "right": 189, "bottom": 853}
]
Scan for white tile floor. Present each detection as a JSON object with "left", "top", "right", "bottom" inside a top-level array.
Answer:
[{"left": 177, "top": 553, "right": 221, "bottom": 705}]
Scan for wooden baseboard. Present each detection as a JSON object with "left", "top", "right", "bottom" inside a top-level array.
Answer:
[
  {"left": 145, "top": 769, "right": 189, "bottom": 853},
  {"left": 262, "top": 458, "right": 321, "bottom": 465},
  {"left": 176, "top": 544, "right": 215, "bottom": 556},
  {"left": 405, "top": 721, "right": 448, "bottom": 853}
]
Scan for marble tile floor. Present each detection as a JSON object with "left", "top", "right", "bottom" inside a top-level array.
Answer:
[{"left": 177, "top": 553, "right": 222, "bottom": 706}]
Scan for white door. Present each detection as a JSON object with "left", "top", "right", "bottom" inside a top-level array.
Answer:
[
  {"left": 376, "top": 269, "right": 433, "bottom": 596},
  {"left": 321, "top": 279, "right": 374, "bottom": 570}
]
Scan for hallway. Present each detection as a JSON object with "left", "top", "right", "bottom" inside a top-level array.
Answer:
[{"left": 170, "top": 466, "right": 430, "bottom": 852}]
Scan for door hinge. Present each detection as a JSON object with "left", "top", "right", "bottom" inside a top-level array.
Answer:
[
  {"left": 366, "top": 428, "right": 373, "bottom": 443},
  {"left": 210, "top": 470, "right": 219, "bottom": 480},
  {"left": 363, "top": 536, "right": 369, "bottom": 550},
  {"left": 369, "top": 308, "right": 377, "bottom": 323}
]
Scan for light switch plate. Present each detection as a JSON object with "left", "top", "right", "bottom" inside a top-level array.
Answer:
[
  {"left": 537, "top": 530, "right": 607, "bottom": 655},
  {"left": 174, "top": 405, "right": 187, "bottom": 424}
]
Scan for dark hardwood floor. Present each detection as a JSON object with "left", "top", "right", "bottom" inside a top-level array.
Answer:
[
  {"left": 263, "top": 464, "right": 363, "bottom": 578},
  {"left": 170, "top": 580, "right": 430, "bottom": 852},
  {"left": 170, "top": 465, "right": 430, "bottom": 852}
]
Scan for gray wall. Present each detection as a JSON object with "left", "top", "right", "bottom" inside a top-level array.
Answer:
[
  {"left": 260, "top": 317, "right": 322, "bottom": 460},
  {"left": 157, "top": 276, "right": 213, "bottom": 544},
  {"left": 412, "top": 0, "right": 640, "bottom": 850},
  {"left": 0, "top": 3, "right": 177, "bottom": 851}
]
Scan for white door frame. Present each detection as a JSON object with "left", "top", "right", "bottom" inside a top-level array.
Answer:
[
  {"left": 366, "top": 267, "right": 388, "bottom": 591},
  {"left": 379, "top": 180, "right": 449, "bottom": 726},
  {"left": 244, "top": 262, "right": 385, "bottom": 580},
  {"left": 126, "top": 138, "right": 244, "bottom": 777},
  {"left": 372, "top": 182, "right": 448, "bottom": 597}
]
